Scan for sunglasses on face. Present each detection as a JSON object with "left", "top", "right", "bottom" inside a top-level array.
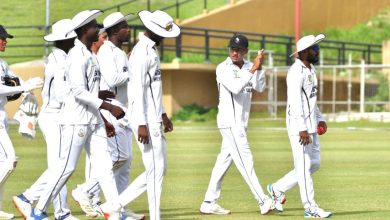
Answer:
[{"left": 310, "top": 44, "right": 320, "bottom": 53}]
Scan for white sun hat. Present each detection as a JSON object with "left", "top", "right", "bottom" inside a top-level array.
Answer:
[
  {"left": 290, "top": 33, "right": 326, "bottom": 57},
  {"left": 103, "top": 12, "right": 133, "bottom": 30},
  {"left": 139, "top": 10, "right": 180, "bottom": 38},
  {"left": 68, "top": 9, "right": 102, "bottom": 34},
  {"left": 44, "top": 19, "right": 76, "bottom": 42}
]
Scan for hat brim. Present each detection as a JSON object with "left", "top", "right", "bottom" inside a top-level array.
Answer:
[
  {"left": 68, "top": 10, "right": 102, "bottom": 35},
  {"left": 103, "top": 13, "right": 133, "bottom": 31},
  {"left": 289, "top": 33, "right": 325, "bottom": 57},
  {"left": 139, "top": 11, "right": 180, "bottom": 38},
  {"left": 0, "top": 33, "right": 14, "bottom": 39},
  {"left": 44, "top": 31, "right": 77, "bottom": 42}
]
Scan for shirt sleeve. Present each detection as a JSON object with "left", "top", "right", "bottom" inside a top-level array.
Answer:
[
  {"left": 67, "top": 54, "right": 103, "bottom": 109},
  {"left": 53, "top": 59, "right": 68, "bottom": 104},
  {"left": 130, "top": 49, "right": 149, "bottom": 125},
  {"left": 98, "top": 47, "right": 128, "bottom": 88},
  {"left": 287, "top": 68, "right": 307, "bottom": 132},
  {"left": 315, "top": 105, "right": 325, "bottom": 122},
  {"left": 251, "top": 69, "right": 266, "bottom": 92},
  {"left": 216, "top": 64, "right": 254, "bottom": 94},
  {"left": 0, "top": 61, "right": 25, "bottom": 96}
]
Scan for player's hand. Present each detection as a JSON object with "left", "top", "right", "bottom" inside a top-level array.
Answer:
[
  {"left": 138, "top": 125, "right": 149, "bottom": 144},
  {"left": 110, "top": 105, "right": 125, "bottom": 120},
  {"left": 99, "top": 90, "right": 115, "bottom": 101},
  {"left": 105, "top": 121, "right": 116, "bottom": 137},
  {"left": 23, "top": 77, "right": 43, "bottom": 92},
  {"left": 317, "top": 121, "right": 327, "bottom": 135},
  {"left": 249, "top": 49, "right": 265, "bottom": 73},
  {"left": 162, "top": 113, "right": 173, "bottom": 133},
  {"left": 299, "top": 130, "right": 311, "bottom": 146}
]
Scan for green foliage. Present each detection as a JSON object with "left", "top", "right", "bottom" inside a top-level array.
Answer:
[
  {"left": 172, "top": 104, "right": 217, "bottom": 122},
  {"left": 366, "top": 72, "right": 390, "bottom": 112}
]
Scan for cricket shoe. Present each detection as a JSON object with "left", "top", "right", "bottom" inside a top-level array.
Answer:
[
  {"left": 259, "top": 196, "right": 275, "bottom": 215},
  {"left": 267, "top": 184, "right": 286, "bottom": 212},
  {"left": 120, "top": 208, "right": 145, "bottom": 220},
  {"left": 304, "top": 206, "right": 332, "bottom": 218},
  {"left": 71, "top": 189, "right": 97, "bottom": 218},
  {"left": 54, "top": 213, "right": 79, "bottom": 220},
  {"left": 199, "top": 202, "right": 231, "bottom": 215},
  {"left": 12, "top": 194, "right": 32, "bottom": 219},
  {"left": 26, "top": 209, "right": 48, "bottom": 220},
  {"left": 92, "top": 202, "right": 104, "bottom": 217},
  {"left": 99, "top": 202, "right": 121, "bottom": 220},
  {"left": 0, "top": 211, "right": 15, "bottom": 219}
]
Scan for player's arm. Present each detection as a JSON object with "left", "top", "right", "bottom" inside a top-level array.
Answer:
[
  {"left": 316, "top": 105, "right": 327, "bottom": 135},
  {"left": 287, "top": 68, "right": 310, "bottom": 145},
  {"left": 130, "top": 49, "right": 149, "bottom": 144},
  {"left": 217, "top": 65, "right": 253, "bottom": 94},
  {"left": 98, "top": 48, "right": 128, "bottom": 88},
  {"left": 251, "top": 69, "right": 266, "bottom": 92},
  {"left": 101, "top": 113, "right": 115, "bottom": 137},
  {"left": 162, "top": 111, "right": 173, "bottom": 133}
]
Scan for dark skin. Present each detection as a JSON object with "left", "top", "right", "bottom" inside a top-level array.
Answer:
[
  {"left": 77, "top": 19, "right": 125, "bottom": 132},
  {"left": 298, "top": 45, "right": 327, "bottom": 146},
  {"left": 54, "top": 38, "right": 75, "bottom": 53},
  {"left": 229, "top": 47, "right": 265, "bottom": 72},
  {"left": 108, "top": 21, "right": 130, "bottom": 48},
  {"left": 137, "top": 30, "right": 173, "bottom": 144}
]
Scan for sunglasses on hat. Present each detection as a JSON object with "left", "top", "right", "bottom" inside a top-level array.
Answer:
[{"left": 310, "top": 44, "right": 320, "bottom": 53}]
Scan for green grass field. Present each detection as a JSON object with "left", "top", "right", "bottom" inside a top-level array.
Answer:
[{"left": 3, "top": 120, "right": 390, "bottom": 220}]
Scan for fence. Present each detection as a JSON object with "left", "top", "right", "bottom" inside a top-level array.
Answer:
[{"left": 257, "top": 61, "right": 390, "bottom": 120}]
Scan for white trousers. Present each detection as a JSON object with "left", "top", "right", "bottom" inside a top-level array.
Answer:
[
  {"left": 203, "top": 127, "right": 267, "bottom": 205},
  {"left": 0, "top": 110, "right": 16, "bottom": 210},
  {"left": 23, "top": 111, "right": 70, "bottom": 218},
  {"left": 80, "top": 110, "right": 132, "bottom": 198},
  {"left": 119, "top": 122, "right": 165, "bottom": 220},
  {"left": 273, "top": 133, "right": 321, "bottom": 209},
  {"left": 35, "top": 123, "right": 119, "bottom": 212}
]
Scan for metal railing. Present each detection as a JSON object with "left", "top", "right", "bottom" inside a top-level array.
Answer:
[{"left": 128, "top": 25, "right": 383, "bottom": 66}]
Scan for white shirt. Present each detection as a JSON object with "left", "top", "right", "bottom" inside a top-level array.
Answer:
[
  {"left": 127, "top": 33, "right": 165, "bottom": 125},
  {"left": 0, "top": 58, "right": 25, "bottom": 109},
  {"left": 41, "top": 48, "right": 68, "bottom": 113},
  {"left": 216, "top": 57, "right": 266, "bottom": 128},
  {"left": 286, "top": 59, "right": 324, "bottom": 135},
  {"left": 97, "top": 40, "right": 129, "bottom": 109},
  {"left": 59, "top": 39, "right": 103, "bottom": 125}
]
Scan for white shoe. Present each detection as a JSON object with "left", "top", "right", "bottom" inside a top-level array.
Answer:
[
  {"left": 0, "top": 211, "right": 15, "bottom": 219},
  {"left": 99, "top": 202, "right": 121, "bottom": 220},
  {"left": 12, "top": 194, "right": 32, "bottom": 219},
  {"left": 121, "top": 208, "right": 145, "bottom": 220},
  {"left": 199, "top": 202, "right": 231, "bottom": 215},
  {"left": 267, "top": 184, "right": 286, "bottom": 212},
  {"left": 304, "top": 206, "right": 332, "bottom": 218},
  {"left": 55, "top": 213, "right": 79, "bottom": 220},
  {"left": 259, "top": 196, "right": 275, "bottom": 215},
  {"left": 92, "top": 202, "right": 104, "bottom": 217},
  {"left": 71, "top": 189, "right": 97, "bottom": 218}
]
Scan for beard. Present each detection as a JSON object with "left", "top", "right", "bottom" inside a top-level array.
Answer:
[{"left": 308, "top": 55, "right": 319, "bottom": 64}]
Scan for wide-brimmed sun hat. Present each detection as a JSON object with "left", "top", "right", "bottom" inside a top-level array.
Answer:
[
  {"left": 290, "top": 33, "right": 325, "bottom": 57},
  {"left": 44, "top": 19, "right": 76, "bottom": 42},
  {"left": 139, "top": 10, "right": 180, "bottom": 38},
  {"left": 103, "top": 12, "right": 133, "bottom": 30},
  {"left": 68, "top": 9, "right": 102, "bottom": 34}
]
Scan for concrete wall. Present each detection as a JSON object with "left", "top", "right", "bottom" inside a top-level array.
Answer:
[{"left": 181, "top": 0, "right": 390, "bottom": 35}]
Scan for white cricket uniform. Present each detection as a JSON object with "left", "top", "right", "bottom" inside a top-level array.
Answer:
[
  {"left": 0, "top": 58, "right": 22, "bottom": 210},
  {"left": 120, "top": 33, "right": 166, "bottom": 220},
  {"left": 272, "top": 59, "right": 325, "bottom": 209},
  {"left": 21, "top": 48, "right": 71, "bottom": 218},
  {"left": 78, "top": 40, "right": 133, "bottom": 198},
  {"left": 203, "top": 57, "right": 268, "bottom": 205},
  {"left": 34, "top": 39, "right": 119, "bottom": 212}
]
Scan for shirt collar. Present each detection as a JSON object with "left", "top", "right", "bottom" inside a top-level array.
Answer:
[
  {"left": 295, "top": 58, "right": 315, "bottom": 70},
  {"left": 139, "top": 32, "right": 156, "bottom": 47},
  {"left": 225, "top": 56, "right": 250, "bottom": 66},
  {"left": 52, "top": 47, "right": 67, "bottom": 56}
]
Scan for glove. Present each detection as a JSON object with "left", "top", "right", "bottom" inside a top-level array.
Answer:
[
  {"left": 19, "top": 93, "right": 39, "bottom": 116},
  {"left": 3, "top": 76, "right": 22, "bottom": 101},
  {"left": 23, "top": 77, "right": 43, "bottom": 92}
]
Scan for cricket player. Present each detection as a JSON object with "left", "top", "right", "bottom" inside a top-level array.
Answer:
[
  {"left": 72, "top": 12, "right": 145, "bottom": 220},
  {"left": 0, "top": 25, "right": 43, "bottom": 220},
  {"left": 27, "top": 10, "right": 125, "bottom": 220},
  {"left": 12, "top": 19, "right": 78, "bottom": 220},
  {"left": 101, "top": 10, "right": 179, "bottom": 220},
  {"left": 266, "top": 34, "right": 332, "bottom": 218},
  {"left": 199, "top": 35, "right": 274, "bottom": 215}
]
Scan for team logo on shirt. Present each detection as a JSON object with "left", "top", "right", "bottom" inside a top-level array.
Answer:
[
  {"left": 310, "top": 86, "right": 317, "bottom": 98},
  {"left": 0, "top": 124, "right": 3, "bottom": 129},
  {"left": 78, "top": 128, "right": 85, "bottom": 137},
  {"left": 243, "top": 82, "right": 253, "bottom": 93},
  {"left": 233, "top": 69, "right": 240, "bottom": 78},
  {"left": 123, "top": 66, "right": 128, "bottom": 73},
  {"left": 308, "top": 74, "right": 313, "bottom": 83},
  {"left": 153, "top": 131, "right": 160, "bottom": 137},
  {"left": 153, "top": 69, "right": 161, "bottom": 81}
]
